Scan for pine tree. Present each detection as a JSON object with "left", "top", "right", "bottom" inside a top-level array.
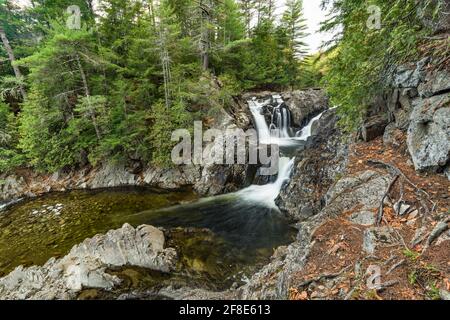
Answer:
[
  {"left": 0, "top": 0, "right": 30, "bottom": 102},
  {"left": 279, "top": 0, "right": 308, "bottom": 88},
  {"left": 18, "top": 23, "right": 108, "bottom": 170},
  {"left": 216, "top": 0, "right": 245, "bottom": 46},
  {"left": 281, "top": 0, "right": 308, "bottom": 59},
  {"left": 238, "top": 0, "right": 255, "bottom": 37}
]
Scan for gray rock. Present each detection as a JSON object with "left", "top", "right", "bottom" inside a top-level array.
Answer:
[
  {"left": 440, "top": 289, "right": 450, "bottom": 301},
  {"left": 88, "top": 163, "right": 136, "bottom": 188},
  {"left": 407, "top": 94, "right": 450, "bottom": 174},
  {"left": 408, "top": 209, "right": 419, "bottom": 220},
  {"left": 0, "top": 224, "right": 177, "bottom": 300},
  {"left": 349, "top": 211, "right": 376, "bottom": 226},
  {"left": 142, "top": 165, "right": 201, "bottom": 190},
  {"left": 362, "top": 114, "right": 389, "bottom": 142},
  {"left": 0, "top": 175, "right": 25, "bottom": 202},
  {"left": 419, "top": 70, "right": 450, "bottom": 98},
  {"left": 383, "top": 123, "right": 404, "bottom": 147},
  {"left": 418, "top": 0, "right": 450, "bottom": 34},
  {"left": 445, "top": 166, "right": 450, "bottom": 180},
  {"left": 363, "top": 227, "right": 400, "bottom": 255},
  {"left": 393, "top": 201, "right": 411, "bottom": 216},
  {"left": 325, "top": 170, "right": 391, "bottom": 209},
  {"left": 282, "top": 89, "right": 329, "bottom": 126}
]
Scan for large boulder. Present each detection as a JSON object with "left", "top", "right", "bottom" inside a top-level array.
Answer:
[
  {"left": 281, "top": 89, "right": 329, "bottom": 127},
  {"left": 407, "top": 94, "right": 450, "bottom": 174},
  {"left": 0, "top": 224, "right": 177, "bottom": 300},
  {"left": 142, "top": 165, "right": 201, "bottom": 190},
  {"left": 392, "top": 58, "right": 429, "bottom": 89},
  {"left": 88, "top": 163, "right": 136, "bottom": 189},
  {"left": 0, "top": 175, "right": 26, "bottom": 203}
]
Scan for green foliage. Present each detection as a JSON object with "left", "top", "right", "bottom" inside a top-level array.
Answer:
[
  {"left": 149, "top": 100, "right": 194, "bottom": 166},
  {"left": 321, "top": 0, "right": 436, "bottom": 132},
  {"left": 0, "top": 100, "right": 24, "bottom": 172},
  {"left": 403, "top": 248, "right": 421, "bottom": 261},
  {"left": 0, "top": 0, "right": 311, "bottom": 172},
  {"left": 17, "top": 24, "right": 108, "bottom": 171}
]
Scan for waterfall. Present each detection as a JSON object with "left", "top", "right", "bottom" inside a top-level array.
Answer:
[
  {"left": 295, "top": 112, "right": 323, "bottom": 140},
  {"left": 237, "top": 157, "right": 295, "bottom": 207},
  {"left": 248, "top": 99, "right": 272, "bottom": 144},
  {"left": 239, "top": 95, "right": 326, "bottom": 207}
]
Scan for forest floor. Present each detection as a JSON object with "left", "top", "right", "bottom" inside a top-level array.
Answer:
[{"left": 289, "top": 133, "right": 450, "bottom": 300}]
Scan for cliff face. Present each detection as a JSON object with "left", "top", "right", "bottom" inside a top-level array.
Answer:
[{"left": 381, "top": 58, "right": 450, "bottom": 178}]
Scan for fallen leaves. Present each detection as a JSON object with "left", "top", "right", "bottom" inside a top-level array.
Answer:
[{"left": 289, "top": 288, "right": 308, "bottom": 300}]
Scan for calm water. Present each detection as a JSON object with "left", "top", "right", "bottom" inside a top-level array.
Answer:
[{"left": 0, "top": 187, "right": 295, "bottom": 290}]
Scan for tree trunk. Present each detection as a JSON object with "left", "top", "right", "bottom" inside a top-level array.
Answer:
[
  {"left": 147, "top": 0, "right": 157, "bottom": 28},
  {"left": 199, "top": 0, "right": 211, "bottom": 71},
  {"left": 159, "top": 28, "right": 172, "bottom": 109},
  {"left": 75, "top": 53, "right": 102, "bottom": 140},
  {"left": 0, "top": 26, "right": 27, "bottom": 100}
]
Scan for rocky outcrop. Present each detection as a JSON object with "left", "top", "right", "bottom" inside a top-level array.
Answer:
[
  {"left": 361, "top": 114, "right": 389, "bottom": 142},
  {"left": 383, "top": 55, "right": 450, "bottom": 179},
  {"left": 276, "top": 108, "right": 349, "bottom": 221},
  {"left": 407, "top": 94, "right": 450, "bottom": 172},
  {"left": 0, "top": 224, "right": 177, "bottom": 300},
  {"left": 0, "top": 164, "right": 203, "bottom": 205},
  {"left": 418, "top": 0, "right": 450, "bottom": 34},
  {"left": 281, "top": 89, "right": 329, "bottom": 127}
]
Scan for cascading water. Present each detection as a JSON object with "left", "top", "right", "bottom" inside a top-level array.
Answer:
[
  {"left": 295, "top": 112, "right": 323, "bottom": 140},
  {"left": 128, "top": 95, "right": 325, "bottom": 250},
  {"left": 248, "top": 99, "right": 272, "bottom": 144},
  {"left": 236, "top": 157, "right": 295, "bottom": 207},
  {"left": 237, "top": 95, "right": 326, "bottom": 206}
]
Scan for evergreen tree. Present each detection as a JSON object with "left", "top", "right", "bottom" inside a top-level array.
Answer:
[
  {"left": 18, "top": 24, "right": 108, "bottom": 170},
  {"left": 237, "top": 0, "right": 255, "bottom": 37},
  {"left": 279, "top": 0, "right": 308, "bottom": 88}
]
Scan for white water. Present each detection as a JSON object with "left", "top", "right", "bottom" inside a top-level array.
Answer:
[
  {"left": 249, "top": 98, "right": 300, "bottom": 147},
  {"left": 248, "top": 99, "right": 272, "bottom": 144},
  {"left": 236, "top": 157, "right": 295, "bottom": 207},
  {"left": 238, "top": 96, "right": 326, "bottom": 207},
  {"left": 295, "top": 112, "right": 323, "bottom": 140}
]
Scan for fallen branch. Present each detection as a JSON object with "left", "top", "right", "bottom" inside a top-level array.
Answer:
[
  {"left": 386, "top": 259, "right": 405, "bottom": 275},
  {"left": 375, "top": 280, "right": 399, "bottom": 292},
  {"left": 422, "top": 217, "right": 450, "bottom": 253},
  {"left": 367, "top": 159, "right": 437, "bottom": 215},
  {"left": 377, "top": 175, "right": 399, "bottom": 225},
  {"left": 297, "top": 265, "right": 351, "bottom": 288}
]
